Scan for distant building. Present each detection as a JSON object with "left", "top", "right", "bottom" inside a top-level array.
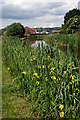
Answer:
[
  {"left": 78, "top": 1, "right": 80, "bottom": 9},
  {"left": 24, "top": 26, "right": 36, "bottom": 35}
]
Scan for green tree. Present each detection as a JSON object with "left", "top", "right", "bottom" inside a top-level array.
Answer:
[
  {"left": 64, "top": 8, "right": 80, "bottom": 24},
  {"left": 6, "top": 23, "right": 25, "bottom": 37},
  {"left": 60, "top": 15, "right": 80, "bottom": 34}
]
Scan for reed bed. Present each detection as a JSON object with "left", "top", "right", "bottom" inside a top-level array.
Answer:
[{"left": 2, "top": 37, "right": 80, "bottom": 119}]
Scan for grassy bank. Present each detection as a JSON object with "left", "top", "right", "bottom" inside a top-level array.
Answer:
[
  {"left": 2, "top": 36, "right": 80, "bottom": 119},
  {"left": 43, "top": 34, "right": 80, "bottom": 48},
  {"left": 2, "top": 63, "right": 34, "bottom": 118}
]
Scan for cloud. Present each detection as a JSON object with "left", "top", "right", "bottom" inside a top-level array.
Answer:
[
  {"left": 2, "top": 2, "right": 65, "bottom": 20},
  {"left": 1, "top": 0, "right": 79, "bottom": 28}
]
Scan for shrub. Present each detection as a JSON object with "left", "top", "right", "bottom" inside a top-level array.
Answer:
[{"left": 6, "top": 23, "right": 25, "bottom": 37}]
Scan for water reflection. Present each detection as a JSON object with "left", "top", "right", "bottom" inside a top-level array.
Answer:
[
  {"left": 31, "top": 40, "right": 47, "bottom": 48},
  {"left": 30, "top": 40, "right": 80, "bottom": 59}
]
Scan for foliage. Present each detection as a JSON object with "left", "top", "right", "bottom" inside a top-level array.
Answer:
[
  {"left": 2, "top": 37, "right": 80, "bottom": 119},
  {"left": 43, "top": 34, "right": 80, "bottom": 48},
  {"left": 60, "top": 15, "right": 80, "bottom": 34},
  {"left": 64, "top": 8, "right": 80, "bottom": 24},
  {"left": 6, "top": 23, "right": 25, "bottom": 37}
]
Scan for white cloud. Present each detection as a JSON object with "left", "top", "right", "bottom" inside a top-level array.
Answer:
[{"left": 0, "top": 0, "right": 80, "bottom": 28}]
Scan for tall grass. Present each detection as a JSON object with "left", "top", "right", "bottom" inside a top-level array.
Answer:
[
  {"left": 43, "top": 34, "right": 80, "bottom": 48},
  {"left": 2, "top": 37, "right": 80, "bottom": 119}
]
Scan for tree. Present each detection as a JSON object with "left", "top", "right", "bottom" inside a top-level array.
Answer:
[
  {"left": 60, "top": 15, "right": 80, "bottom": 34},
  {"left": 6, "top": 23, "right": 25, "bottom": 37},
  {"left": 64, "top": 9, "right": 80, "bottom": 24}
]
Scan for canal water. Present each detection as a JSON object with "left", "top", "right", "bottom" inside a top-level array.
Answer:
[
  {"left": 30, "top": 40, "right": 80, "bottom": 59},
  {"left": 31, "top": 40, "right": 47, "bottom": 48}
]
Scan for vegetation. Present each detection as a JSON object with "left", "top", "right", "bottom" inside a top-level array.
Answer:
[
  {"left": 4, "top": 23, "right": 25, "bottom": 37},
  {"left": 43, "top": 34, "right": 80, "bottom": 48},
  {"left": 2, "top": 64, "right": 33, "bottom": 118},
  {"left": 64, "top": 8, "right": 80, "bottom": 24},
  {"left": 60, "top": 15, "right": 80, "bottom": 34},
  {"left": 2, "top": 37, "right": 80, "bottom": 119},
  {"left": 60, "top": 9, "right": 80, "bottom": 34}
]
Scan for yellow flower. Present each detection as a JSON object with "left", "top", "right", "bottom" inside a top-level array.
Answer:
[
  {"left": 72, "top": 76, "right": 74, "bottom": 80},
  {"left": 48, "top": 56, "right": 50, "bottom": 58},
  {"left": 69, "top": 64, "right": 71, "bottom": 66},
  {"left": 36, "top": 75, "right": 39, "bottom": 79},
  {"left": 36, "top": 81, "right": 40, "bottom": 85},
  {"left": 22, "top": 71, "right": 26, "bottom": 75},
  {"left": 59, "top": 78, "right": 61, "bottom": 80},
  {"left": 60, "top": 112, "right": 64, "bottom": 118},
  {"left": 53, "top": 76, "right": 56, "bottom": 80},
  {"left": 58, "top": 62, "right": 62, "bottom": 66},
  {"left": 75, "top": 79, "right": 79, "bottom": 82},
  {"left": 50, "top": 67, "right": 55, "bottom": 71},
  {"left": 59, "top": 104, "right": 64, "bottom": 110},
  {"left": 70, "top": 67, "right": 71, "bottom": 69},
  {"left": 72, "top": 65, "right": 75, "bottom": 67},
  {"left": 42, "top": 65, "right": 45, "bottom": 68},
  {"left": 31, "top": 59, "right": 33, "bottom": 61},
  {"left": 33, "top": 73, "right": 38, "bottom": 76},
  {"left": 70, "top": 75, "right": 72, "bottom": 79},
  {"left": 72, "top": 80, "right": 74, "bottom": 84},
  {"left": 33, "top": 58, "right": 36, "bottom": 60},
  {"left": 8, "top": 67, "right": 10, "bottom": 71},
  {"left": 38, "top": 66, "right": 41, "bottom": 69},
  {"left": 76, "top": 88, "right": 79, "bottom": 91},
  {"left": 51, "top": 76, "right": 56, "bottom": 80},
  {"left": 64, "top": 71, "right": 66, "bottom": 74}
]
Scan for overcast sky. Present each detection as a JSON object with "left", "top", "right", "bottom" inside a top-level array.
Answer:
[{"left": 0, "top": 0, "right": 80, "bottom": 28}]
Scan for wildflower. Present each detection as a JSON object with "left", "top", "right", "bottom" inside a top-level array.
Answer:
[
  {"left": 8, "top": 67, "right": 10, "bottom": 71},
  {"left": 51, "top": 76, "right": 56, "bottom": 80},
  {"left": 70, "top": 75, "right": 74, "bottom": 80},
  {"left": 36, "top": 75, "right": 39, "bottom": 79},
  {"left": 72, "top": 65, "right": 75, "bottom": 67},
  {"left": 70, "top": 67, "right": 71, "bottom": 69},
  {"left": 59, "top": 78, "right": 61, "bottom": 80},
  {"left": 60, "top": 112, "right": 64, "bottom": 118},
  {"left": 33, "top": 58, "right": 36, "bottom": 60},
  {"left": 72, "top": 80, "right": 74, "bottom": 84},
  {"left": 33, "top": 73, "right": 38, "bottom": 76},
  {"left": 76, "top": 88, "right": 79, "bottom": 91},
  {"left": 48, "top": 56, "right": 50, "bottom": 58},
  {"left": 70, "top": 75, "right": 72, "bottom": 79},
  {"left": 72, "top": 76, "right": 74, "bottom": 80},
  {"left": 64, "top": 71, "right": 66, "bottom": 74},
  {"left": 38, "top": 66, "right": 41, "bottom": 69},
  {"left": 58, "top": 62, "right": 62, "bottom": 66},
  {"left": 42, "top": 65, "right": 45, "bottom": 68},
  {"left": 50, "top": 67, "right": 55, "bottom": 71},
  {"left": 75, "top": 79, "right": 79, "bottom": 82},
  {"left": 69, "top": 64, "right": 71, "bottom": 66},
  {"left": 22, "top": 71, "right": 26, "bottom": 75},
  {"left": 53, "top": 76, "right": 56, "bottom": 80},
  {"left": 31, "top": 59, "right": 33, "bottom": 61},
  {"left": 59, "top": 104, "right": 64, "bottom": 110},
  {"left": 36, "top": 81, "right": 40, "bottom": 85}
]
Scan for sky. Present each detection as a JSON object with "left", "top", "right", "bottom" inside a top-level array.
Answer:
[{"left": 0, "top": 0, "right": 80, "bottom": 28}]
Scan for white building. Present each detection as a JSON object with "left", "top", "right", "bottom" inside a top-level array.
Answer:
[{"left": 78, "top": 1, "right": 80, "bottom": 9}]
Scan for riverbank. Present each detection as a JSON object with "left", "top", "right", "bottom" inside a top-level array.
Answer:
[{"left": 2, "top": 63, "right": 34, "bottom": 118}]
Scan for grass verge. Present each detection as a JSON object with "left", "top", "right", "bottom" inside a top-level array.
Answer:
[{"left": 2, "top": 64, "right": 33, "bottom": 118}]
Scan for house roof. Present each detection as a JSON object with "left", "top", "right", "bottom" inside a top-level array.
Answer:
[{"left": 25, "top": 26, "right": 35, "bottom": 34}]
